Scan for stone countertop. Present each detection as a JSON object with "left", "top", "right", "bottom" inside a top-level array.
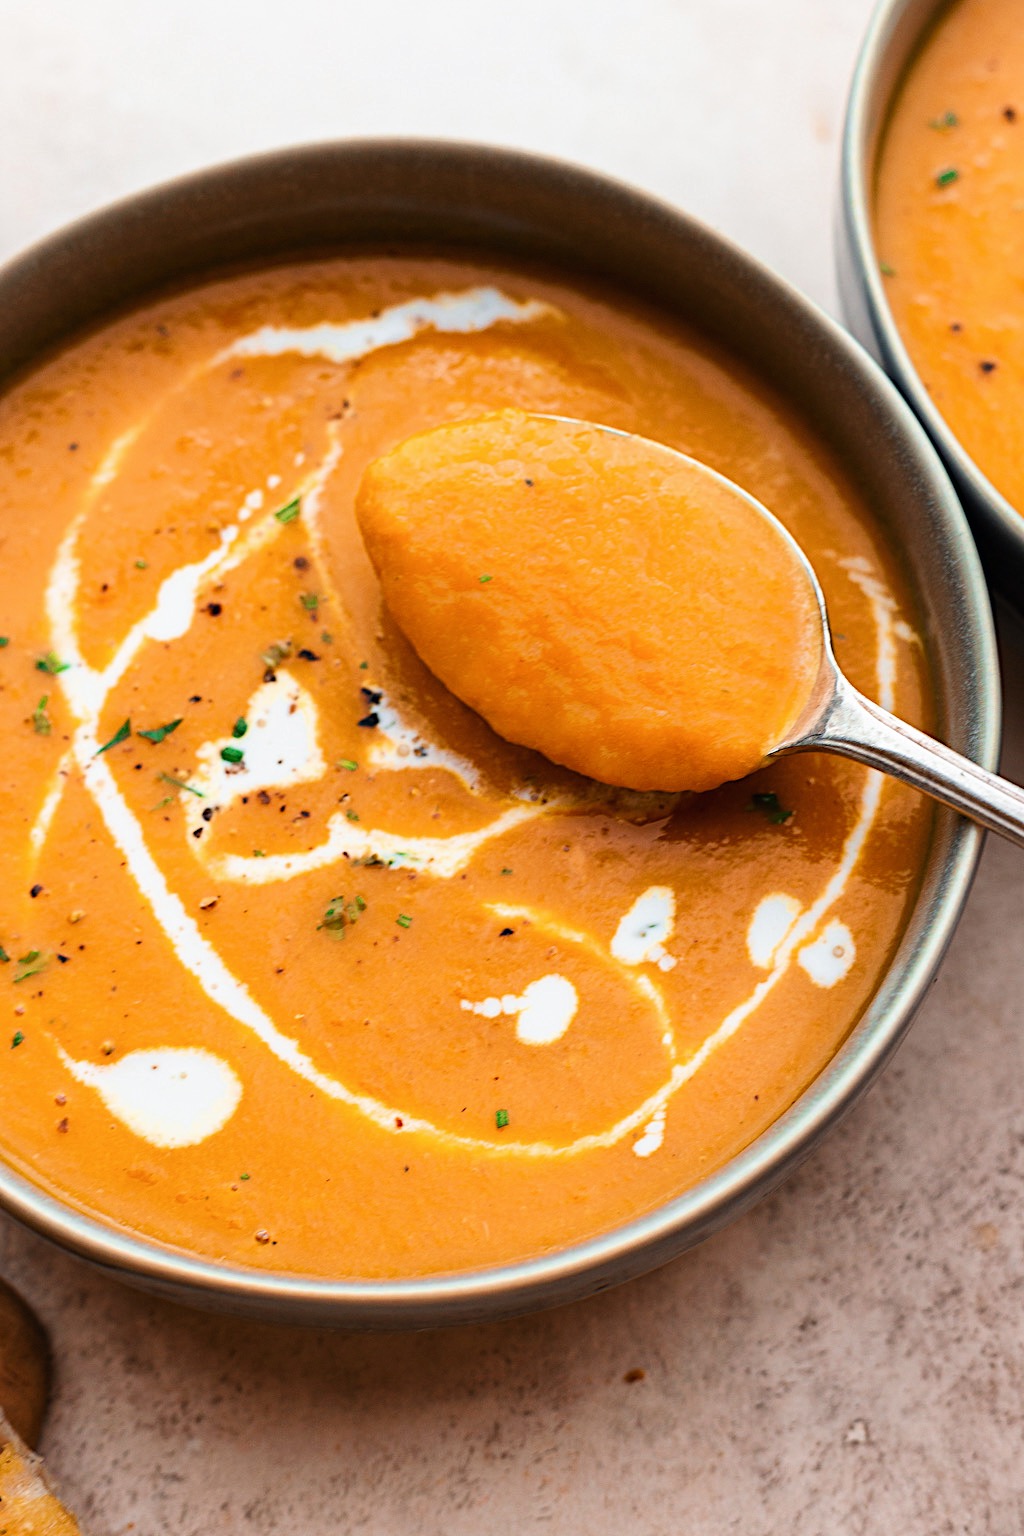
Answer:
[{"left": 1, "top": 2, "right": 1022, "bottom": 1531}]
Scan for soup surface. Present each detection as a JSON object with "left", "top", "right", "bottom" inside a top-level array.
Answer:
[
  {"left": 0, "top": 254, "right": 931, "bottom": 1278},
  {"left": 875, "top": 0, "right": 1024, "bottom": 510}
]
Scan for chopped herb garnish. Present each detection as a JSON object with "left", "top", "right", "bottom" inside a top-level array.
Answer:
[
  {"left": 138, "top": 717, "right": 182, "bottom": 744},
  {"left": 220, "top": 745, "right": 244, "bottom": 765},
  {"left": 500, "top": 867, "right": 513, "bottom": 876},
  {"left": 232, "top": 717, "right": 248, "bottom": 739},
  {"left": 32, "top": 695, "right": 52, "bottom": 736},
  {"left": 396, "top": 913, "right": 412, "bottom": 929},
  {"left": 14, "top": 950, "right": 48, "bottom": 984},
  {"left": 301, "top": 593, "right": 319, "bottom": 610},
  {"left": 929, "top": 110, "right": 959, "bottom": 130},
  {"left": 495, "top": 1109, "right": 509, "bottom": 1129},
  {"left": 936, "top": 166, "right": 960, "bottom": 187},
  {"left": 338, "top": 758, "right": 358, "bottom": 772},
  {"left": 262, "top": 640, "right": 292, "bottom": 668},
  {"left": 346, "top": 809, "right": 360, "bottom": 821},
  {"left": 359, "top": 660, "right": 368, "bottom": 670},
  {"left": 0, "top": 637, "right": 9, "bottom": 648},
  {"left": 321, "top": 631, "right": 333, "bottom": 645},
  {"left": 479, "top": 574, "right": 493, "bottom": 583},
  {"left": 274, "top": 496, "right": 301, "bottom": 525},
  {"left": 134, "top": 558, "right": 148, "bottom": 570},
  {"left": 0, "top": 946, "right": 8, "bottom": 963},
  {"left": 318, "top": 893, "right": 366, "bottom": 936},
  {"left": 158, "top": 772, "right": 206, "bottom": 798},
  {"left": 11, "top": 1031, "right": 24, "bottom": 1049},
  {"left": 240, "top": 1172, "right": 251, "bottom": 1181},
  {"left": 879, "top": 261, "right": 896, "bottom": 277},
  {"left": 36, "top": 651, "right": 70, "bottom": 675},
  {"left": 96, "top": 719, "right": 131, "bottom": 755},
  {"left": 253, "top": 849, "right": 266, "bottom": 858},
  {"left": 748, "top": 791, "right": 793, "bottom": 825}
]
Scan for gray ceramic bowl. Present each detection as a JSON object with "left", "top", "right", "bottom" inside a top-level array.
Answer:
[
  {"left": 0, "top": 140, "right": 998, "bottom": 1326},
  {"left": 838, "top": 0, "right": 1024, "bottom": 591}
]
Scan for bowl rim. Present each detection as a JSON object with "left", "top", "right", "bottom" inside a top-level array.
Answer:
[
  {"left": 0, "top": 136, "right": 1000, "bottom": 1325},
  {"left": 839, "top": 0, "right": 1023, "bottom": 562}
]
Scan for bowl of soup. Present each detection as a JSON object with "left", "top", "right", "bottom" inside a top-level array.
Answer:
[
  {"left": 0, "top": 140, "right": 996, "bottom": 1325},
  {"left": 839, "top": 0, "right": 1024, "bottom": 590}
]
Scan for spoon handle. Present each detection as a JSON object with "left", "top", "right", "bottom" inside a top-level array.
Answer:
[{"left": 801, "top": 673, "right": 1024, "bottom": 848}]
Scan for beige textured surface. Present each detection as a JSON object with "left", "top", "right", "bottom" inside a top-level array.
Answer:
[{"left": 2, "top": 2, "right": 1023, "bottom": 1531}]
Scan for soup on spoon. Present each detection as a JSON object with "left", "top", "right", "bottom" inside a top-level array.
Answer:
[
  {"left": 357, "top": 409, "right": 1024, "bottom": 842},
  {"left": 356, "top": 410, "right": 823, "bottom": 793}
]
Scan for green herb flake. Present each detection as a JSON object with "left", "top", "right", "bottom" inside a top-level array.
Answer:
[
  {"left": 220, "top": 745, "right": 244, "bottom": 765},
  {"left": 500, "top": 867, "right": 513, "bottom": 876},
  {"left": 232, "top": 717, "right": 248, "bottom": 739},
  {"left": 138, "top": 717, "right": 182, "bottom": 744},
  {"left": 96, "top": 719, "right": 131, "bottom": 755},
  {"left": 396, "top": 913, "right": 412, "bottom": 929},
  {"left": 338, "top": 758, "right": 359, "bottom": 772},
  {"left": 36, "top": 651, "right": 70, "bottom": 676},
  {"left": 301, "top": 593, "right": 319, "bottom": 611},
  {"left": 929, "top": 110, "right": 959, "bottom": 130},
  {"left": 320, "top": 630, "right": 333, "bottom": 645},
  {"left": 134, "top": 558, "right": 149, "bottom": 570},
  {"left": 879, "top": 261, "right": 896, "bottom": 277},
  {"left": 14, "top": 950, "right": 48, "bottom": 984},
  {"left": 0, "top": 946, "right": 9, "bottom": 964},
  {"left": 359, "top": 660, "right": 368, "bottom": 670},
  {"left": 274, "top": 496, "right": 302, "bottom": 525},
  {"left": 495, "top": 1109, "right": 509, "bottom": 1130},
  {"left": 318, "top": 895, "right": 352, "bottom": 936},
  {"left": 479, "top": 574, "right": 493, "bottom": 584},
  {"left": 936, "top": 166, "right": 960, "bottom": 187},
  {"left": 748, "top": 791, "right": 793, "bottom": 825},
  {"left": 239, "top": 1172, "right": 251, "bottom": 1181},
  {"left": 346, "top": 809, "right": 360, "bottom": 821},
  {"left": 262, "top": 639, "right": 292, "bottom": 669},
  {"left": 158, "top": 772, "right": 206, "bottom": 798},
  {"left": 11, "top": 1031, "right": 24, "bottom": 1049},
  {"left": 252, "top": 849, "right": 266, "bottom": 858},
  {"left": 32, "top": 695, "right": 52, "bottom": 736},
  {"left": 0, "top": 637, "right": 9, "bottom": 648}
]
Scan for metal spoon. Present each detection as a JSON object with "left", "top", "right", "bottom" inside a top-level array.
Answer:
[{"left": 579, "top": 421, "right": 1024, "bottom": 845}]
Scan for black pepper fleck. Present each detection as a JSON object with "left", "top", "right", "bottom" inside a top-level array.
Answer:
[
  {"left": 358, "top": 712, "right": 379, "bottom": 729},
  {"left": 29, "top": 884, "right": 42, "bottom": 898}
]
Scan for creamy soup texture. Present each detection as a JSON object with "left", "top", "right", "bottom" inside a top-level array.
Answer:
[
  {"left": 876, "top": 0, "right": 1024, "bottom": 511},
  {"left": 0, "top": 256, "right": 932, "bottom": 1277}
]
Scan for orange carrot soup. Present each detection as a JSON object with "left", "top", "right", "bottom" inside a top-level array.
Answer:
[
  {"left": 875, "top": 0, "right": 1024, "bottom": 510},
  {"left": 0, "top": 255, "right": 932, "bottom": 1278}
]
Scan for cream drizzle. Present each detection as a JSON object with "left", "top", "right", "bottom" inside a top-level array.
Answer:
[
  {"left": 611, "top": 886, "right": 678, "bottom": 971},
  {"left": 798, "top": 920, "right": 856, "bottom": 988},
  {"left": 224, "top": 288, "right": 551, "bottom": 366},
  {"left": 461, "top": 975, "right": 579, "bottom": 1045},
  {"left": 58, "top": 1046, "right": 242, "bottom": 1148}
]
